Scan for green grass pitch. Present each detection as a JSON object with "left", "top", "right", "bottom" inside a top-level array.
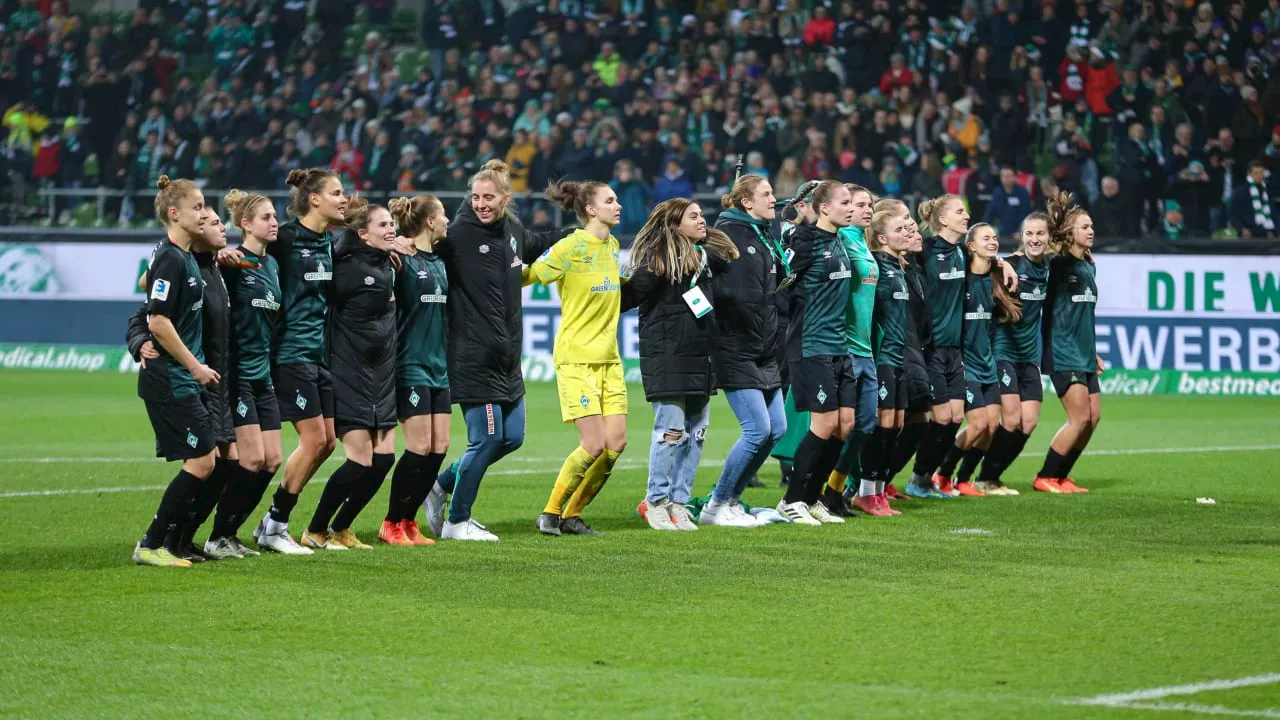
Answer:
[{"left": 1, "top": 371, "right": 1279, "bottom": 719}]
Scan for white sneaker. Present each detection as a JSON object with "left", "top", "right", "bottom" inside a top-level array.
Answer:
[
  {"left": 808, "top": 501, "right": 846, "bottom": 524},
  {"left": 441, "top": 518, "right": 500, "bottom": 542},
  {"left": 257, "top": 527, "right": 314, "bottom": 555},
  {"left": 667, "top": 502, "right": 699, "bottom": 531},
  {"left": 423, "top": 482, "right": 447, "bottom": 538},
  {"left": 203, "top": 537, "right": 243, "bottom": 560},
  {"left": 727, "top": 500, "right": 767, "bottom": 527},
  {"left": 645, "top": 499, "right": 679, "bottom": 531},
  {"left": 776, "top": 500, "right": 822, "bottom": 526},
  {"left": 698, "top": 498, "right": 730, "bottom": 526}
]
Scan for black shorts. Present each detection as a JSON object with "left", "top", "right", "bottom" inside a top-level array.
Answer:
[
  {"left": 145, "top": 395, "right": 217, "bottom": 462},
  {"left": 791, "top": 355, "right": 858, "bottom": 412},
  {"left": 202, "top": 383, "right": 236, "bottom": 446},
  {"left": 927, "top": 347, "right": 966, "bottom": 403},
  {"left": 274, "top": 363, "right": 334, "bottom": 422},
  {"left": 964, "top": 381, "right": 1001, "bottom": 413},
  {"left": 876, "top": 365, "right": 907, "bottom": 410},
  {"left": 232, "top": 377, "right": 283, "bottom": 431},
  {"left": 903, "top": 359, "right": 932, "bottom": 413},
  {"left": 1051, "top": 370, "right": 1101, "bottom": 397},
  {"left": 997, "top": 360, "right": 1045, "bottom": 403},
  {"left": 397, "top": 385, "right": 451, "bottom": 418}
]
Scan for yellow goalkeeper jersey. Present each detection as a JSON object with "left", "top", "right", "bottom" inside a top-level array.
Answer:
[{"left": 527, "top": 228, "right": 622, "bottom": 365}]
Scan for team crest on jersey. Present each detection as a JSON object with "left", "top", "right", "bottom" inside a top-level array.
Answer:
[
  {"left": 510, "top": 236, "right": 518, "bottom": 252},
  {"left": 364, "top": 276, "right": 375, "bottom": 285},
  {"left": 479, "top": 244, "right": 490, "bottom": 254},
  {"left": 579, "top": 393, "right": 590, "bottom": 408},
  {"left": 878, "top": 383, "right": 888, "bottom": 400},
  {"left": 236, "top": 401, "right": 248, "bottom": 417},
  {"left": 966, "top": 390, "right": 974, "bottom": 404},
  {"left": 296, "top": 393, "right": 307, "bottom": 410},
  {"left": 1001, "top": 371, "right": 1013, "bottom": 387},
  {"left": 409, "top": 390, "right": 420, "bottom": 407},
  {"left": 816, "top": 386, "right": 828, "bottom": 404},
  {"left": 747, "top": 246, "right": 757, "bottom": 254},
  {"left": 186, "top": 431, "right": 198, "bottom": 448}
]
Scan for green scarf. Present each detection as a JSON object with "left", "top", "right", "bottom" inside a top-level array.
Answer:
[{"left": 720, "top": 207, "right": 791, "bottom": 276}]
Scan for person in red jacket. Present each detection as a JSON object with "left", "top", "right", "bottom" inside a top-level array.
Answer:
[
  {"left": 1084, "top": 46, "right": 1120, "bottom": 147},
  {"left": 804, "top": 6, "right": 836, "bottom": 46},
  {"left": 880, "top": 54, "right": 916, "bottom": 97},
  {"left": 1058, "top": 45, "right": 1088, "bottom": 105}
]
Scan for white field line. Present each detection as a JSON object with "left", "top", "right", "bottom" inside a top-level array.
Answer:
[
  {"left": 1067, "top": 674, "right": 1280, "bottom": 718},
  {"left": 0, "top": 459, "right": 661, "bottom": 499},
  {"left": 1097, "top": 703, "right": 1280, "bottom": 718}
]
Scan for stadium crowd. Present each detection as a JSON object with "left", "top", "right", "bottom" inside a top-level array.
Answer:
[{"left": 4, "top": 0, "right": 1280, "bottom": 238}]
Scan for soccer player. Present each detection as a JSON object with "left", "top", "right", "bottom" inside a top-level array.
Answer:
[
  {"left": 250, "top": 168, "right": 348, "bottom": 555},
  {"left": 380, "top": 195, "right": 451, "bottom": 547},
  {"left": 1035, "top": 192, "right": 1102, "bottom": 494},
  {"left": 623, "top": 199, "right": 739, "bottom": 531},
  {"left": 205, "top": 189, "right": 283, "bottom": 558},
  {"left": 931, "top": 223, "right": 1022, "bottom": 496},
  {"left": 854, "top": 201, "right": 914, "bottom": 517},
  {"left": 423, "top": 160, "right": 564, "bottom": 542},
  {"left": 302, "top": 199, "right": 399, "bottom": 551},
  {"left": 826, "top": 184, "right": 881, "bottom": 517},
  {"left": 131, "top": 176, "right": 219, "bottom": 568},
  {"left": 530, "top": 181, "right": 627, "bottom": 538},
  {"left": 771, "top": 181, "right": 820, "bottom": 486},
  {"left": 973, "top": 212, "right": 1051, "bottom": 493},
  {"left": 776, "top": 180, "right": 857, "bottom": 526},
  {"left": 703, "top": 174, "right": 786, "bottom": 528}
]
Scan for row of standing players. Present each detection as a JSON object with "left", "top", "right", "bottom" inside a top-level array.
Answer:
[{"left": 124, "top": 160, "right": 1100, "bottom": 566}]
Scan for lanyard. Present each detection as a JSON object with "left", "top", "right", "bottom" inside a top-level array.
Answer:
[
  {"left": 750, "top": 223, "right": 791, "bottom": 276},
  {"left": 689, "top": 247, "right": 707, "bottom": 288}
]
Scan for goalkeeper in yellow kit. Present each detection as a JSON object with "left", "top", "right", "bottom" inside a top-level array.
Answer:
[{"left": 527, "top": 180, "right": 628, "bottom": 537}]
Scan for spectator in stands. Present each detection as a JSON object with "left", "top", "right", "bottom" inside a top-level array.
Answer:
[
  {"left": 1093, "top": 177, "right": 1130, "bottom": 237},
  {"left": 1230, "top": 160, "right": 1278, "bottom": 239},
  {"left": 985, "top": 167, "right": 1033, "bottom": 239}
]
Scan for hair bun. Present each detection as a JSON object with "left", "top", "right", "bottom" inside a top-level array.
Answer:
[
  {"left": 286, "top": 169, "right": 310, "bottom": 187},
  {"left": 156, "top": 175, "right": 171, "bottom": 190}
]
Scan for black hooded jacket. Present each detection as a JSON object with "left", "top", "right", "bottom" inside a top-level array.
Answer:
[
  {"left": 436, "top": 202, "right": 565, "bottom": 406},
  {"left": 712, "top": 209, "right": 782, "bottom": 391},
  {"left": 328, "top": 232, "right": 397, "bottom": 431},
  {"left": 621, "top": 249, "right": 730, "bottom": 401},
  {"left": 124, "top": 250, "right": 230, "bottom": 378}
]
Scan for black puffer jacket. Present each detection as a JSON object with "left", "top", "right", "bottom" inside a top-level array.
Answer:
[
  {"left": 621, "top": 250, "right": 729, "bottom": 401},
  {"left": 327, "top": 232, "right": 396, "bottom": 431},
  {"left": 713, "top": 209, "right": 782, "bottom": 391},
  {"left": 437, "top": 202, "right": 565, "bottom": 405}
]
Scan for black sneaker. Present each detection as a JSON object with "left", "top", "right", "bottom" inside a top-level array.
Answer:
[
  {"left": 746, "top": 473, "right": 764, "bottom": 489},
  {"left": 559, "top": 516, "right": 604, "bottom": 537},
  {"left": 536, "top": 512, "right": 562, "bottom": 536},
  {"left": 167, "top": 541, "right": 209, "bottom": 563},
  {"left": 820, "top": 486, "right": 851, "bottom": 517}
]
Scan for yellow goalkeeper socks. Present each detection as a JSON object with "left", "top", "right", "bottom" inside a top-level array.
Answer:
[
  {"left": 564, "top": 449, "right": 621, "bottom": 519},
  {"left": 828, "top": 470, "right": 848, "bottom": 493},
  {"left": 543, "top": 446, "right": 597, "bottom": 516}
]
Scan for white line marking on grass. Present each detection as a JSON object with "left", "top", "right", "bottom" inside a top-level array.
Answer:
[
  {"left": 1084, "top": 445, "right": 1280, "bottom": 457},
  {"left": 1068, "top": 674, "right": 1280, "bottom": 717},
  {"left": 1097, "top": 702, "right": 1280, "bottom": 718},
  {"left": 950, "top": 528, "right": 995, "bottom": 536}
]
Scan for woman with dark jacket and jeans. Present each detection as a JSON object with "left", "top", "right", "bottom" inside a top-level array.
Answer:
[
  {"left": 421, "top": 160, "right": 566, "bottom": 542},
  {"left": 702, "top": 175, "right": 788, "bottom": 528},
  {"left": 623, "top": 198, "right": 740, "bottom": 532},
  {"left": 302, "top": 198, "right": 399, "bottom": 551}
]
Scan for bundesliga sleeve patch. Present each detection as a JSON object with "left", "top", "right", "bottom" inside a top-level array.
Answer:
[{"left": 151, "top": 279, "right": 171, "bottom": 301}]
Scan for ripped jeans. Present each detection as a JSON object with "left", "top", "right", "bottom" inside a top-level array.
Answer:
[{"left": 646, "top": 395, "right": 711, "bottom": 505}]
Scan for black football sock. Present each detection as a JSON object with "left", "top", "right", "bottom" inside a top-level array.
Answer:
[
  {"left": 978, "top": 427, "right": 1017, "bottom": 483},
  {"left": 239, "top": 469, "right": 277, "bottom": 528},
  {"left": 803, "top": 437, "right": 845, "bottom": 505},
  {"left": 937, "top": 442, "right": 965, "bottom": 478},
  {"left": 859, "top": 426, "right": 894, "bottom": 485},
  {"left": 1039, "top": 448, "right": 1068, "bottom": 478},
  {"left": 1061, "top": 448, "right": 1084, "bottom": 478},
  {"left": 877, "top": 427, "right": 900, "bottom": 482},
  {"left": 956, "top": 447, "right": 985, "bottom": 483},
  {"left": 332, "top": 453, "right": 395, "bottom": 531},
  {"left": 308, "top": 460, "right": 364, "bottom": 533},
  {"left": 783, "top": 431, "right": 827, "bottom": 504},
  {"left": 189, "top": 456, "right": 232, "bottom": 538},
  {"left": 141, "top": 470, "right": 201, "bottom": 549},
  {"left": 911, "top": 422, "right": 954, "bottom": 478},
  {"left": 887, "top": 422, "right": 924, "bottom": 480},
  {"left": 211, "top": 461, "right": 253, "bottom": 539},
  {"left": 410, "top": 452, "right": 448, "bottom": 514},
  {"left": 387, "top": 450, "right": 428, "bottom": 523}
]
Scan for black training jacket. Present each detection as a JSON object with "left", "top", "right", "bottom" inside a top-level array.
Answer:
[
  {"left": 125, "top": 304, "right": 149, "bottom": 362},
  {"left": 195, "top": 252, "right": 231, "bottom": 379},
  {"left": 712, "top": 211, "right": 782, "bottom": 392},
  {"left": 903, "top": 256, "right": 933, "bottom": 368},
  {"left": 436, "top": 202, "right": 565, "bottom": 406},
  {"left": 327, "top": 232, "right": 397, "bottom": 431},
  {"left": 621, "top": 250, "right": 729, "bottom": 402}
]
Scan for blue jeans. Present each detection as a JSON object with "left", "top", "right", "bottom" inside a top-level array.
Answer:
[
  {"left": 438, "top": 399, "right": 525, "bottom": 523},
  {"left": 712, "top": 388, "right": 786, "bottom": 501},
  {"left": 850, "top": 355, "right": 878, "bottom": 435},
  {"left": 646, "top": 396, "right": 711, "bottom": 505}
]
